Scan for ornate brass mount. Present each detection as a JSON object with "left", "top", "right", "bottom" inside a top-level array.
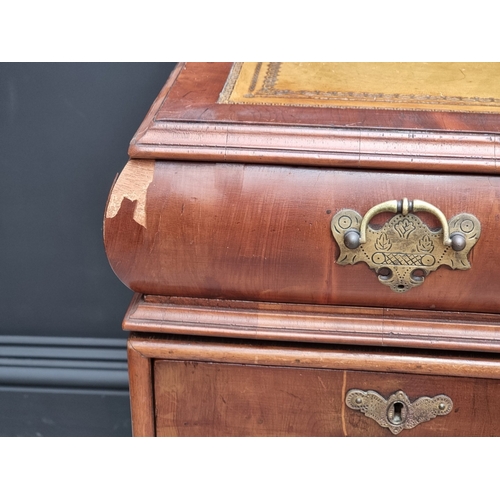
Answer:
[
  {"left": 331, "top": 198, "right": 481, "bottom": 293},
  {"left": 345, "top": 389, "right": 453, "bottom": 435}
]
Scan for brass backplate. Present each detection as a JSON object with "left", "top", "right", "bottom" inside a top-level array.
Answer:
[
  {"left": 331, "top": 210, "right": 481, "bottom": 292},
  {"left": 345, "top": 389, "right": 453, "bottom": 435}
]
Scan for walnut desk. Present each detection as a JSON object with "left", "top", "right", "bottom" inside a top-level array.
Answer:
[{"left": 105, "top": 63, "right": 500, "bottom": 436}]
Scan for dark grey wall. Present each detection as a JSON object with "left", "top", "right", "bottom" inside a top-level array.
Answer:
[
  {"left": 0, "top": 63, "right": 177, "bottom": 338},
  {"left": 0, "top": 63, "right": 177, "bottom": 435}
]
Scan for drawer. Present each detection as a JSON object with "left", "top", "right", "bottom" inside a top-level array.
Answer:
[
  {"left": 128, "top": 334, "right": 500, "bottom": 437},
  {"left": 154, "top": 362, "right": 499, "bottom": 437},
  {"left": 105, "top": 161, "right": 500, "bottom": 315}
]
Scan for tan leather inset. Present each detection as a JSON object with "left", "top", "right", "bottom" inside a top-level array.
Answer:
[{"left": 219, "top": 62, "right": 500, "bottom": 113}]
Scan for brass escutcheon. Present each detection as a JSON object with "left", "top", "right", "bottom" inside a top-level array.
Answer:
[
  {"left": 345, "top": 389, "right": 453, "bottom": 435},
  {"left": 331, "top": 198, "right": 481, "bottom": 292}
]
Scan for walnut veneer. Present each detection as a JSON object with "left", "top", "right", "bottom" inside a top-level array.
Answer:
[{"left": 104, "top": 63, "right": 500, "bottom": 436}]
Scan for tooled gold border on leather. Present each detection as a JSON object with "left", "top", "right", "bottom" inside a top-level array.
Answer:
[
  {"left": 218, "top": 62, "right": 500, "bottom": 112},
  {"left": 218, "top": 62, "right": 244, "bottom": 104}
]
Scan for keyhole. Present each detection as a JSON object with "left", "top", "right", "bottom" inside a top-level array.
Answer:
[
  {"left": 392, "top": 402, "right": 403, "bottom": 423},
  {"left": 387, "top": 400, "right": 407, "bottom": 425}
]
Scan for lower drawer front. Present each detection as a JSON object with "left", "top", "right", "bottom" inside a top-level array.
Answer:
[{"left": 154, "top": 360, "right": 500, "bottom": 437}]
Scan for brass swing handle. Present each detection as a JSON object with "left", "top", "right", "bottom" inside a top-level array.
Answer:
[{"left": 344, "top": 198, "right": 466, "bottom": 251}]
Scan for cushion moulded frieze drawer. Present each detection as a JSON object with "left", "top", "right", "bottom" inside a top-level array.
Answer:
[{"left": 104, "top": 160, "right": 500, "bottom": 315}]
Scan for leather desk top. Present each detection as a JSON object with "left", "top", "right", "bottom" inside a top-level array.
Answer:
[{"left": 129, "top": 62, "right": 500, "bottom": 174}]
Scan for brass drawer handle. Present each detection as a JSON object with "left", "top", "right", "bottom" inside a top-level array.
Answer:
[
  {"left": 345, "top": 389, "right": 453, "bottom": 435},
  {"left": 331, "top": 198, "right": 481, "bottom": 292},
  {"left": 359, "top": 199, "right": 454, "bottom": 247}
]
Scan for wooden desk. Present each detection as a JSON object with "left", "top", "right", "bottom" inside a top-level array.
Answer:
[{"left": 104, "top": 63, "right": 500, "bottom": 436}]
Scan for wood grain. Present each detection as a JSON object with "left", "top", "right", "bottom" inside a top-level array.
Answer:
[
  {"left": 129, "top": 333, "right": 500, "bottom": 380},
  {"left": 154, "top": 361, "right": 500, "bottom": 437},
  {"left": 104, "top": 161, "right": 500, "bottom": 314},
  {"left": 127, "top": 339, "right": 155, "bottom": 436},
  {"left": 122, "top": 294, "right": 500, "bottom": 353},
  {"left": 154, "top": 361, "right": 346, "bottom": 437}
]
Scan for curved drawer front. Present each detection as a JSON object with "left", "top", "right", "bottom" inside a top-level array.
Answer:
[{"left": 104, "top": 160, "right": 500, "bottom": 314}]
